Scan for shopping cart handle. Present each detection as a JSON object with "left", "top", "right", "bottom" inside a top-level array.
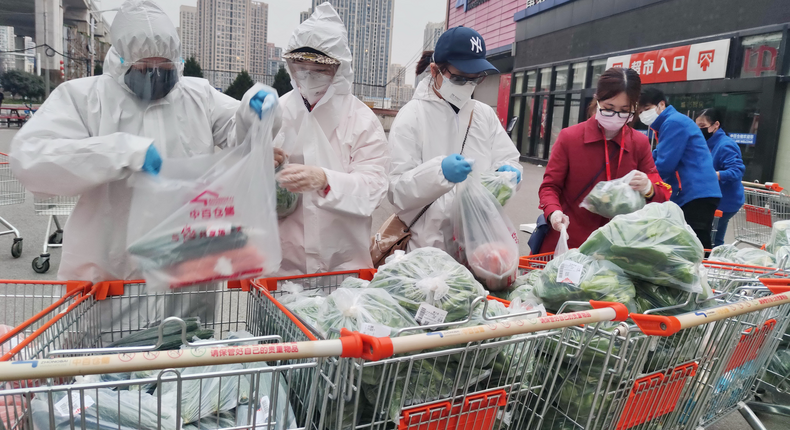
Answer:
[
  {"left": 358, "top": 332, "right": 394, "bottom": 362},
  {"left": 630, "top": 314, "right": 682, "bottom": 336},
  {"left": 758, "top": 279, "right": 790, "bottom": 293},
  {"left": 339, "top": 328, "right": 363, "bottom": 358},
  {"left": 589, "top": 301, "right": 629, "bottom": 322}
]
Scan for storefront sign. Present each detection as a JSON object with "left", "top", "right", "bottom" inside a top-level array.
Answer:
[
  {"left": 496, "top": 74, "right": 512, "bottom": 128},
  {"left": 605, "top": 39, "right": 730, "bottom": 84},
  {"left": 730, "top": 133, "right": 756, "bottom": 146},
  {"left": 455, "top": 0, "right": 492, "bottom": 12}
]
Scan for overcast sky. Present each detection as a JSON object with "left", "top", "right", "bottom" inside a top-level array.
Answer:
[{"left": 99, "top": 0, "right": 446, "bottom": 84}]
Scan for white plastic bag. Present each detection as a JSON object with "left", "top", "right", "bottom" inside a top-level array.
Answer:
[
  {"left": 451, "top": 175, "right": 520, "bottom": 291},
  {"left": 555, "top": 225, "right": 569, "bottom": 257},
  {"left": 127, "top": 115, "right": 281, "bottom": 292},
  {"left": 480, "top": 171, "right": 518, "bottom": 206},
  {"left": 580, "top": 170, "right": 646, "bottom": 218}
]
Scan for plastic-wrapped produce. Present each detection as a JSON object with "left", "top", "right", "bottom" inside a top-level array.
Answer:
[
  {"left": 275, "top": 163, "right": 300, "bottom": 218},
  {"left": 369, "top": 248, "right": 487, "bottom": 324},
  {"left": 183, "top": 412, "right": 236, "bottom": 429},
  {"left": 732, "top": 248, "right": 777, "bottom": 267},
  {"left": 534, "top": 249, "right": 636, "bottom": 312},
  {"left": 580, "top": 170, "right": 646, "bottom": 218},
  {"left": 633, "top": 280, "right": 693, "bottom": 314},
  {"left": 316, "top": 288, "right": 419, "bottom": 338},
  {"left": 480, "top": 171, "right": 518, "bottom": 206},
  {"left": 579, "top": 202, "right": 705, "bottom": 293},
  {"left": 338, "top": 277, "right": 370, "bottom": 289},
  {"left": 508, "top": 271, "right": 543, "bottom": 305},
  {"left": 767, "top": 220, "right": 790, "bottom": 253},
  {"left": 277, "top": 283, "right": 326, "bottom": 330},
  {"left": 106, "top": 317, "right": 214, "bottom": 350},
  {"left": 709, "top": 244, "right": 739, "bottom": 262},
  {"left": 776, "top": 246, "right": 790, "bottom": 268},
  {"left": 156, "top": 364, "right": 244, "bottom": 424},
  {"left": 236, "top": 362, "right": 298, "bottom": 430},
  {"left": 30, "top": 388, "right": 178, "bottom": 430}
]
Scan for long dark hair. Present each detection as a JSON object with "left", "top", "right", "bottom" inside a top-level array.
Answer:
[
  {"left": 586, "top": 67, "right": 642, "bottom": 118},
  {"left": 416, "top": 50, "right": 449, "bottom": 76}
]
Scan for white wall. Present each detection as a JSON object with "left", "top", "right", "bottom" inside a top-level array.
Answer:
[
  {"left": 473, "top": 72, "right": 500, "bottom": 109},
  {"left": 773, "top": 86, "right": 790, "bottom": 185}
]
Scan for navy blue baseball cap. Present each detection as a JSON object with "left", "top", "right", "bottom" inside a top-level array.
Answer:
[{"left": 434, "top": 26, "right": 498, "bottom": 75}]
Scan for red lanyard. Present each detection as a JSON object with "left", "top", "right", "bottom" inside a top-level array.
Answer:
[{"left": 601, "top": 127, "right": 625, "bottom": 181}]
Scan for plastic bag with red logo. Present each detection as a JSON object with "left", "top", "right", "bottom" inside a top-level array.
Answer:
[
  {"left": 451, "top": 174, "right": 519, "bottom": 291},
  {"left": 127, "top": 116, "right": 281, "bottom": 292}
]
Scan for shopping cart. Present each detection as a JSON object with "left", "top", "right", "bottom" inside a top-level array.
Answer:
[
  {"left": 31, "top": 195, "right": 78, "bottom": 273},
  {"left": 732, "top": 181, "right": 790, "bottom": 247},
  {"left": 0, "top": 152, "right": 24, "bottom": 258},
  {"left": 252, "top": 270, "right": 629, "bottom": 430},
  {"left": 711, "top": 210, "right": 723, "bottom": 243},
  {"left": 0, "top": 280, "right": 321, "bottom": 430}
]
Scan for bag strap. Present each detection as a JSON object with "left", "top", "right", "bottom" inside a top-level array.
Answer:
[{"left": 407, "top": 108, "right": 475, "bottom": 231}]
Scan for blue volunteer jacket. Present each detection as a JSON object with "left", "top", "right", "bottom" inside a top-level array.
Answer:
[
  {"left": 707, "top": 128, "right": 745, "bottom": 213},
  {"left": 651, "top": 105, "right": 722, "bottom": 207}
]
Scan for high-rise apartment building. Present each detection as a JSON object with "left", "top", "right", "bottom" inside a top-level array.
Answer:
[
  {"left": 423, "top": 21, "right": 444, "bottom": 51},
  {"left": 179, "top": 6, "right": 199, "bottom": 61},
  {"left": 0, "top": 26, "right": 15, "bottom": 73},
  {"left": 198, "top": 0, "right": 252, "bottom": 90},
  {"left": 311, "top": 0, "right": 394, "bottom": 104},
  {"left": 265, "top": 43, "right": 284, "bottom": 75},
  {"left": 387, "top": 63, "right": 415, "bottom": 108},
  {"left": 248, "top": 1, "right": 269, "bottom": 75},
  {"left": 299, "top": 9, "right": 312, "bottom": 24}
]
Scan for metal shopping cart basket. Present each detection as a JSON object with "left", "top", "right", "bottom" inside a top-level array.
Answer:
[
  {"left": 0, "top": 152, "right": 24, "bottom": 258},
  {"left": 252, "top": 270, "right": 630, "bottom": 430},
  {"left": 0, "top": 280, "right": 321, "bottom": 430},
  {"left": 31, "top": 194, "right": 78, "bottom": 273},
  {"left": 732, "top": 182, "right": 790, "bottom": 247}
]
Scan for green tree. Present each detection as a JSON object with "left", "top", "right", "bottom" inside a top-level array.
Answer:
[
  {"left": 272, "top": 66, "right": 293, "bottom": 96},
  {"left": 0, "top": 70, "right": 45, "bottom": 100},
  {"left": 184, "top": 56, "right": 203, "bottom": 78},
  {"left": 93, "top": 63, "right": 103, "bottom": 76},
  {"left": 223, "top": 70, "right": 254, "bottom": 100}
]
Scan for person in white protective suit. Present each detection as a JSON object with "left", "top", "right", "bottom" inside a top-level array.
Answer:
[
  {"left": 388, "top": 26, "right": 523, "bottom": 252},
  {"left": 272, "top": 3, "right": 390, "bottom": 275},
  {"left": 10, "top": 0, "right": 277, "bottom": 328}
]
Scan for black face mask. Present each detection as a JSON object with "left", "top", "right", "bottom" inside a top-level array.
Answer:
[
  {"left": 124, "top": 67, "right": 178, "bottom": 101},
  {"left": 700, "top": 127, "right": 713, "bottom": 140}
]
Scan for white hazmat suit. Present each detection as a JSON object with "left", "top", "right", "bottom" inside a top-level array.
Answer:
[
  {"left": 274, "top": 3, "right": 390, "bottom": 275},
  {"left": 388, "top": 77, "right": 522, "bottom": 251}
]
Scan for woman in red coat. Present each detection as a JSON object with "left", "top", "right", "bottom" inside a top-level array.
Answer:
[{"left": 537, "top": 67, "right": 670, "bottom": 253}]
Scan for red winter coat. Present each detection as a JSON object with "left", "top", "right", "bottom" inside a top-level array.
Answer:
[{"left": 537, "top": 117, "right": 670, "bottom": 254}]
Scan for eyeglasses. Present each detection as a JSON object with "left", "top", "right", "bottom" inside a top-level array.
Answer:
[
  {"left": 597, "top": 102, "right": 634, "bottom": 119},
  {"left": 441, "top": 68, "right": 486, "bottom": 85}
]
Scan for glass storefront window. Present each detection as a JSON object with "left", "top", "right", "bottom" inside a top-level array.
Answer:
[
  {"left": 555, "top": 66, "right": 569, "bottom": 91},
  {"left": 510, "top": 96, "right": 522, "bottom": 147},
  {"left": 536, "top": 96, "right": 548, "bottom": 157},
  {"left": 520, "top": 96, "right": 535, "bottom": 157},
  {"left": 741, "top": 32, "right": 782, "bottom": 78},
  {"left": 526, "top": 71, "right": 537, "bottom": 93},
  {"left": 539, "top": 67, "right": 552, "bottom": 92},
  {"left": 591, "top": 59, "right": 607, "bottom": 85},
  {"left": 569, "top": 93, "right": 582, "bottom": 126},
  {"left": 549, "top": 96, "right": 566, "bottom": 153},
  {"left": 513, "top": 72, "right": 525, "bottom": 94},
  {"left": 571, "top": 62, "right": 587, "bottom": 90}
]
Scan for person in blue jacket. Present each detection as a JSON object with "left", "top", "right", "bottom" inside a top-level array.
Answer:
[
  {"left": 638, "top": 88, "right": 721, "bottom": 249},
  {"left": 695, "top": 108, "right": 746, "bottom": 247}
]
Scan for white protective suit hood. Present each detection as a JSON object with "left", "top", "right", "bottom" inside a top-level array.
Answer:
[
  {"left": 273, "top": 2, "right": 390, "bottom": 276},
  {"left": 285, "top": 2, "right": 354, "bottom": 104},
  {"left": 104, "top": 0, "right": 183, "bottom": 92}
]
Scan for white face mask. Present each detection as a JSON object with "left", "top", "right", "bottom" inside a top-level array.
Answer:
[
  {"left": 434, "top": 78, "right": 476, "bottom": 108},
  {"left": 639, "top": 107, "right": 660, "bottom": 127},
  {"left": 294, "top": 70, "right": 333, "bottom": 105}
]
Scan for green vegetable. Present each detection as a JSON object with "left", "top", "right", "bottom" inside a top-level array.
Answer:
[
  {"left": 368, "top": 247, "right": 487, "bottom": 323},
  {"left": 316, "top": 288, "right": 419, "bottom": 339},
  {"left": 579, "top": 202, "right": 704, "bottom": 293},
  {"left": 338, "top": 277, "right": 370, "bottom": 289},
  {"left": 710, "top": 244, "right": 739, "bottom": 262},
  {"left": 107, "top": 317, "right": 214, "bottom": 350},
  {"left": 767, "top": 220, "right": 790, "bottom": 253},
  {"left": 508, "top": 271, "right": 543, "bottom": 303},
  {"left": 580, "top": 171, "right": 646, "bottom": 218},
  {"left": 275, "top": 163, "right": 299, "bottom": 218},
  {"left": 157, "top": 364, "right": 244, "bottom": 424},
  {"left": 733, "top": 248, "right": 777, "bottom": 267},
  {"left": 776, "top": 246, "right": 790, "bottom": 268},
  {"left": 533, "top": 249, "right": 636, "bottom": 313},
  {"left": 633, "top": 280, "right": 694, "bottom": 315},
  {"left": 481, "top": 171, "right": 518, "bottom": 206}
]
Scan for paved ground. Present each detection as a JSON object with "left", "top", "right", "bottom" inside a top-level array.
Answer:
[{"left": 1, "top": 127, "right": 785, "bottom": 430}]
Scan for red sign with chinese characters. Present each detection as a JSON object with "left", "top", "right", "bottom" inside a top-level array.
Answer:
[
  {"left": 606, "top": 39, "right": 730, "bottom": 84},
  {"left": 496, "top": 74, "right": 512, "bottom": 128}
]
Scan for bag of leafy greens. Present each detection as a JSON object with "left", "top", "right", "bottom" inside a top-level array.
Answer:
[
  {"left": 316, "top": 288, "right": 419, "bottom": 339},
  {"left": 733, "top": 247, "right": 777, "bottom": 267},
  {"left": 480, "top": 171, "right": 518, "bottom": 206},
  {"left": 535, "top": 249, "right": 636, "bottom": 312},
  {"left": 767, "top": 220, "right": 790, "bottom": 253},
  {"left": 369, "top": 247, "right": 487, "bottom": 324},
  {"left": 275, "top": 161, "right": 300, "bottom": 218},
  {"left": 579, "top": 202, "right": 705, "bottom": 293},
  {"left": 776, "top": 246, "right": 790, "bottom": 268},
  {"left": 580, "top": 170, "right": 646, "bottom": 218},
  {"left": 508, "top": 270, "right": 543, "bottom": 305},
  {"left": 709, "top": 244, "right": 739, "bottom": 262},
  {"left": 451, "top": 175, "right": 520, "bottom": 291}
]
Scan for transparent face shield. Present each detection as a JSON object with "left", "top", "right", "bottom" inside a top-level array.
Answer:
[{"left": 124, "top": 58, "right": 179, "bottom": 101}]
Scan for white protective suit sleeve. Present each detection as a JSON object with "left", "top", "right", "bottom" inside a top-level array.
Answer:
[
  {"left": 10, "top": 84, "right": 152, "bottom": 197},
  {"left": 236, "top": 83, "right": 283, "bottom": 144},
  {"left": 388, "top": 107, "right": 455, "bottom": 212},
  {"left": 316, "top": 114, "right": 390, "bottom": 216}
]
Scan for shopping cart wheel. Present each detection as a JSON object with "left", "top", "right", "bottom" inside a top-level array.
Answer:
[
  {"left": 48, "top": 229, "right": 63, "bottom": 245},
  {"left": 11, "top": 238, "right": 22, "bottom": 258},
  {"left": 32, "top": 256, "right": 50, "bottom": 273}
]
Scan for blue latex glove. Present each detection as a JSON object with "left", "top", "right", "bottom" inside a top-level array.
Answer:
[
  {"left": 249, "top": 88, "right": 277, "bottom": 119},
  {"left": 141, "top": 144, "right": 162, "bottom": 175},
  {"left": 441, "top": 154, "right": 472, "bottom": 183},
  {"left": 497, "top": 165, "right": 522, "bottom": 183}
]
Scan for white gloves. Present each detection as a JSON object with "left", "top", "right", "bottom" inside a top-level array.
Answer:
[
  {"left": 549, "top": 210, "right": 570, "bottom": 232},
  {"left": 277, "top": 164, "right": 328, "bottom": 193},
  {"left": 628, "top": 170, "right": 653, "bottom": 196}
]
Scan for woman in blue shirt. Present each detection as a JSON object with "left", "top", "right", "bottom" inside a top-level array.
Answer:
[
  {"left": 695, "top": 108, "right": 746, "bottom": 247},
  {"left": 638, "top": 88, "right": 721, "bottom": 249}
]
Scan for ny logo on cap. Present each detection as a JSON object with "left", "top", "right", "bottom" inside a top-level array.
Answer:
[{"left": 470, "top": 37, "right": 482, "bottom": 54}]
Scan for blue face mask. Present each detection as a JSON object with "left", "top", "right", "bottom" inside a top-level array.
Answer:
[{"left": 124, "top": 67, "right": 178, "bottom": 101}]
